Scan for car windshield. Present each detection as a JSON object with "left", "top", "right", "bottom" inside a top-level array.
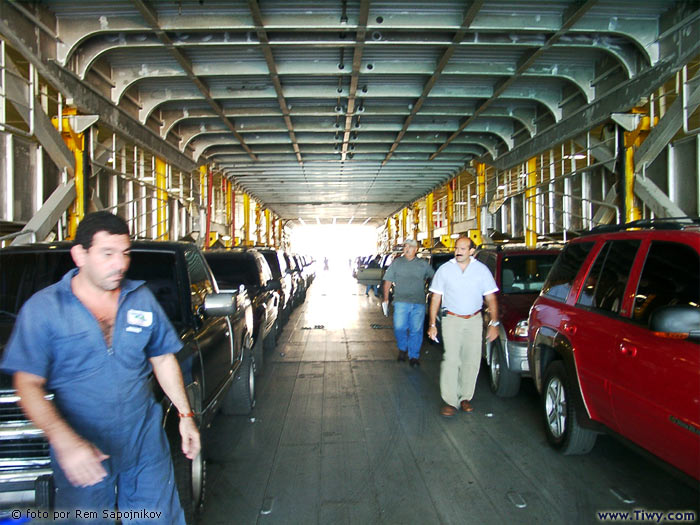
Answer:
[
  {"left": 431, "top": 253, "right": 453, "bottom": 271},
  {"left": 501, "top": 254, "right": 559, "bottom": 294},
  {"left": 0, "top": 249, "right": 182, "bottom": 324},
  {"left": 205, "top": 253, "right": 260, "bottom": 290}
]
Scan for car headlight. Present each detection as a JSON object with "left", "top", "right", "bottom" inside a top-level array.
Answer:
[{"left": 514, "top": 320, "right": 528, "bottom": 337}]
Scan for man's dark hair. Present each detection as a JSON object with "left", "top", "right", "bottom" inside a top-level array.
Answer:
[
  {"left": 457, "top": 235, "right": 475, "bottom": 250},
  {"left": 74, "top": 211, "right": 130, "bottom": 249}
]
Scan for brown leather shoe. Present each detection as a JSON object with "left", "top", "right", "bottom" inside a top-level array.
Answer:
[
  {"left": 440, "top": 405, "right": 457, "bottom": 417},
  {"left": 460, "top": 399, "right": 474, "bottom": 412}
]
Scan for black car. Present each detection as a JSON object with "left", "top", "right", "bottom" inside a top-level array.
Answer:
[
  {"left": 0, "top": 241, "right": 254, "bottom": 523},
  {"left": 204, "top": 250, "right": 280, "bottom": 376},
  {"left": 256, "top": 248, "right": 294, "bottom": 324}
]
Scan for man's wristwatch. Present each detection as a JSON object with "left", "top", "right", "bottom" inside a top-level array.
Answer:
[
  {"left": 488, "top": 320, "right": 500, "bottom": 327},
  {"left": 429, "top": 324, "right": 436, "bottom": 328}
]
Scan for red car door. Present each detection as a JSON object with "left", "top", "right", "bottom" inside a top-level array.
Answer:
[
  {"left": 609, "top": 239, "right": 700, "bottom": 480},
  {"left": 570, "top": 239, "right": 640, "bottom": 429}
]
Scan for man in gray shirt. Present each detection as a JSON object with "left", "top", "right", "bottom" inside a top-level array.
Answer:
[{"left": 382, "top": 239, "right": 435, "bottom": 367}]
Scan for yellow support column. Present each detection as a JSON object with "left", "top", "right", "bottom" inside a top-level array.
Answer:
[
  {"left": 413, "top": 204, "right": 419, "bottom": 240},
  {"left": 441, "top": 180, "right": 455, "bottom": 249},
  {"left": 243, "top": 193, "right": 251, "bottom": 246},
  {"left": 622, "top": 110, "right": 651, "bottom": 222},
  {"left": 425, "top": 193, "right": 434, "bottom": 249},
  {"left": 393, "top": 214, "right": 399, "bottom": 246},
  {"left": 255, "top": 202, "right": 262, "bottom": 245},
  {"left": 52, "top": 108, "right": 85, "bottom": 238},
  {"left": 225, "top": 181, "right": 233, "bottom": 248},
  {"left": 402, "top": 208, "right": 408, "bottom": 241},
  {"left": 525, "top": 157, "right": 538, "bottom": 248},
  {"left": 265, "top": 209, "right": 271, "bottom": 246},
  {"left": 155, "top": 157, "right": 167, "bottom": 240},
  {"left": 467, "top": 161, "right": 486, "bottom": 247}
]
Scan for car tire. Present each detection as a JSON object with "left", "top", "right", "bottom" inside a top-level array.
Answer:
[
  {"left": 542, "top": 361, "right": 597, "bottom": 455},
  {"left": 172, "top": 441, "right": 205, "bottom": 525},
  {"left": 251, "top": 333, "right": 264, "bottom": 376},
  {"left": 222, "top": 351, "right": 255, "bottom": 415},
  {"left": 264, "top": 319, "right": 278, "bottom": 351},
  {"left": 489, "top": 338, "right": 521, "bottom": 397}
]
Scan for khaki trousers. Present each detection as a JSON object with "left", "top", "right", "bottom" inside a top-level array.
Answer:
[{"left": 440, "top": 314, "right": 483, "bottom": 408}]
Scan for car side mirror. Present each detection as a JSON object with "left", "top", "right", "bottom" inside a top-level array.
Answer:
[
  {"left": 203, "top": 292, "right": 236, "bottom": 317},
  {"left": 649, "top": 305, "right": 700, "bottom": 343}
]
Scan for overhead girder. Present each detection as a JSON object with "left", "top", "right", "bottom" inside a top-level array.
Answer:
[
  {"left": 55, "top": 9, "right": 661, "bottom": 69},
  {"left": 492, "top": 20, "right": 700, "bottom": 170},
  {"left": 177, "top": 117, "right": 514, "bottom": 152},
  {"left": 160, "top": 103, "right": 537, "bottom": 140},
  {"left": 136, "top": 77, "right": 563, "bottom": 126},
  {"left": 108, "top": 50, "right": 594, "bottom": 106}
]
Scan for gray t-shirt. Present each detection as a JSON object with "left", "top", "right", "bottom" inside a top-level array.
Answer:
[{"left": 383, "top": 256, "right": 435, "bottom": 304}]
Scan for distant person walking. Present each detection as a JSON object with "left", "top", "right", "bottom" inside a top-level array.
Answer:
[
  {"left": 428, "top": 236, "right": 499, "bottom": 417},
  {"left": 382, "top": 239, "right": 434, "bottom": 367},
  {"left": 365, "top": 255, "right": 382, "bottom": 296}
]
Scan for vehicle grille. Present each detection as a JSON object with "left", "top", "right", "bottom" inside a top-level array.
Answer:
[
  {"left": 0, "top": 438, "right": 49, "bottom": 460},
  {"left": 0, "top": 394, "right": 50, "bottom": 462}
]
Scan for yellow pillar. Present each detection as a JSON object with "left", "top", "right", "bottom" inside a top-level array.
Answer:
[
  {"left": 277, "top": 218, "right": 283, "bottom": 248},
  {"left": 225, "top": 181, "right": 233, "bottom": 248},
  {"left": 155, "top": 157, "right": 167, "bottom": 240},
  {"left": 525, "top": 157, "right": 538, "bottom": 248},
  {"left": 413, "top": 204, "right": 420, "bottom": 240},
  {"left": 243, "top": 193, "right": 251, "bottom": 246},
  {"left": 624, "top": 141, "right": 642, "bottom": 223},
  {"left": 52, "top": 108, "right": 85, "bottom": 238},
  {"left": 265, "top": 209, "right": 271, "bottom": 246},
  {"left": 402, "top": 208, "right": 408, "bottom": 241},
  {"left": 255, "top": 202, "right": 262, "bottom": 245},
  {"left": 199, "top": 165, "right": 207, "bottom": 208},
  {"left": 468, "top": 161, "right": 486, "bottom": 247},
  {"left": 425, "top": 192, "right": 434, "bottom": 249},
  {"left": 393, "top": 214, "right": 399, "bottom": 246},
  {"left": 441, "top": 180, "right": 455, "bottom": 249}
]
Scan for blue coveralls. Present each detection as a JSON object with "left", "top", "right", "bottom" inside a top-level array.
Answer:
[{"left": 1, "top": 269, "right": 186, "bottom": 524}]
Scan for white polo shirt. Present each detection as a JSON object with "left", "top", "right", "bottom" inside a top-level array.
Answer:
[{"left": 429, "top": 257, "right": 498, "bottom": 315}]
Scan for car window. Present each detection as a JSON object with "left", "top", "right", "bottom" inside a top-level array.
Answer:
[
  {"left": 501, "top": 253, "right": 559, "bottom": 294},
  {"left": 129, "top": 251, "right": 182, "bottom": 325},
  {"left": 205, "top": 253, "right": 260, "bottom": 289},
  {"left": 576, "top": 240, "right": 640, "bottom": 313},
  {"left": 631, "top": 241, "right": 700, "bottom": 326},
  {"left": 185, "top": 248, "right": 214, "bottom": 309},
  {"left": 476, "top": 251, "right": 496, "bottom": 275},
  {"left": 541, "top": 242, "right": 594, "bottom": 301},
  {"left": 0, "top": 251, "right": 74, "bottom": 316}
]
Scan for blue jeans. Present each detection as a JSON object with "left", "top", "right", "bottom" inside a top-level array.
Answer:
[{"left": 393, "top": 301, "right": 426, "bottom": 359}]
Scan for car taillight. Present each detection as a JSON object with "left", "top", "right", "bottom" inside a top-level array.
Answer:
[{"left": 514, "top": 320, "right": 528, "bottom": 337}]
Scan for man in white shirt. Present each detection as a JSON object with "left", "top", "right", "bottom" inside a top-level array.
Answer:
[{"left": 428, "top": 236, "right": 500, "bottom": 416}]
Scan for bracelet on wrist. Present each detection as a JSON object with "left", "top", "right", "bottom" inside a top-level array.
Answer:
[{"left": 178, "top": 411, "right": 195, "bottom": 418}]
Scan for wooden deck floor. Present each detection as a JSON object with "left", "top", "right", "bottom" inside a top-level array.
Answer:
[{"left": 200, "top": 269, "right": 699, "bottom": 525}]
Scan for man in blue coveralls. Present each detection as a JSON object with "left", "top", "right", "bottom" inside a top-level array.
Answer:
[{"left": 1, "top": 211, "right": 200, "bottom": 523}]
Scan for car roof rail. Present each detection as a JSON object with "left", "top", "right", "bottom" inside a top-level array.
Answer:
[{"left": 587, "top": 216, "right": 700, "bottom": 235}]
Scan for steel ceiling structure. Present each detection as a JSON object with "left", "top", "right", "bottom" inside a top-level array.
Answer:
[{"left": 3, "top": 0, "right": 699, "bottom": 226}]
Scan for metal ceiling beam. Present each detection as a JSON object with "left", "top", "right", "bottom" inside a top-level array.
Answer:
[
  {"left": 493, "top": 29, "right": 700, "bottom": 170},
  {"left": 340, "top": 0, "right": 370, "bottom": 162},
  {"left": 0, "top": 1, "right": 198, "bottom": 173},
  {"left": 382, "top": 0, "right": 483, "bottom": 166},
  {"left": 130, "top": 0, "right": 257, "bottom": 162},
  {"left": 634, "top": 79, "right": 700, "bottom": 172},
  {"left": 247, "top": 0, "right": 302, "bottom": 165},
  {"left": 429, "top": 0, "right": 598, "bottom": 161}
]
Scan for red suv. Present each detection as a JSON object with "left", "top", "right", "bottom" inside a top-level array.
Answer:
[{"left": 527, "top": 218, "right": 700, "bottom": 481}]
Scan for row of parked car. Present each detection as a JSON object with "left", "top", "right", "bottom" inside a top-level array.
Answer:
[
  {"left": 0, "top": 240, "right": 314, "bottom": 522},
  {"left": 356, "top": 219, "right": 700, "bottom": 483}
]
